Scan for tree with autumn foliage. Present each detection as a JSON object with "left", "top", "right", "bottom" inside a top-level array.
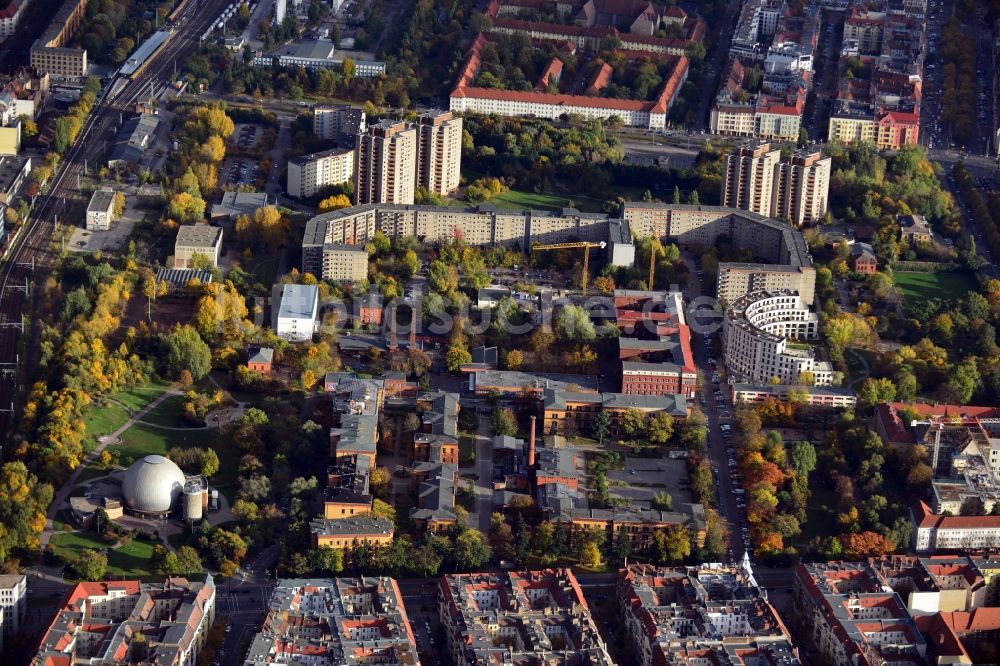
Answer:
[
  {"left": 318, "top": 194, "right": 352, "bottom": 212},
  {"left": 839, "top": 531, "right": 895, "bottom": 558},
  {"left": 194, "top": 281, "right": 251, "bottom": 341},
  {"left": 0, "top": 462, "right": 54, "bottom": 566}
]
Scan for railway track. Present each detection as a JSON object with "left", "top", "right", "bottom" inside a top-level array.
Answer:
[{"left": 0, "top": 0, "right": 230, "bottom": 434}]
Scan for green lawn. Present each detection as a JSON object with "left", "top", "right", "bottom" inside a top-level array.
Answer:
[
  {"left": 248, "top": 255, "right": 280, "bottom": 285},
  {"left": 894, "top": 271, "right": 977, "bottom": 308},
  {"left": 49, "top": 531, "right": 110, "bottom": 563},
  {"left": 486, "top": 189, "right": 600, "bottom": 212},
  {"left": 459, "top": 434, "right": 477, "bottom": 468},
  {"left": 796, "top": 479, "right": 839, "bottom": 544},
  {"left": 82, "top": 381, "right": 172, "bottom": 443},
  {"left": 51, "top": 531, "right": 159, "bottom": 577},
  {"left": 140, "top": 395, "right": 189, "bottom": 428}
]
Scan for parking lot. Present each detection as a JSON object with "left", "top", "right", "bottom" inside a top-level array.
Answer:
[
  {"left": 222, "top": 156, "right": 260, "bottom": 187},
  {"left": 233, "top": 123, "right": 260, "bottom": 150}
]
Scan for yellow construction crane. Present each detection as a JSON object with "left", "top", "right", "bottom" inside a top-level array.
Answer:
[{"left": 532, "top": 241, "right": 607, "bottom": 295}]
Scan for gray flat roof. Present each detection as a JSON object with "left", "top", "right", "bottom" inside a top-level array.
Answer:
[
  {"left": 175, "top": 224, "right": 222, "bottom": 249},
  {"left": 87, "top": 189, "right": 115, "bottom": 213}
]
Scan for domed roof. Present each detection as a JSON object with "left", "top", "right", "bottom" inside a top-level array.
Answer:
[{"left": 122, "top": 455, "right": 186, "bottom": 514}]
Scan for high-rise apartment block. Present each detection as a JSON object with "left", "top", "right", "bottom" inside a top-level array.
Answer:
[
  {"left": 353, "top": 111, "right": 463, "bottom": 205},
  {"left": 722, "top": 142, "right": 830, "bottom": 226},
  {"left": 313, "top": 104, "right": 367, "bottom": 145},
  {"left": 354, "top": 120, "right": 418, "bottom": 205},
  {"left": 416, "top": 110, "right": 463, "bottom": 196}
]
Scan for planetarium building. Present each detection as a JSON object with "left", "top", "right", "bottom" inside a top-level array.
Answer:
[{"left": 122, "top": 455, "right": 187, "bottom": 517}]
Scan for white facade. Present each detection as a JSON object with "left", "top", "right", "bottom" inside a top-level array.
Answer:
[
  {"left": 0, "top": 575, "right": 25, "bottom": 649},
  {"left": 723, "top": 290, "right": 834, "bottom": 386},
  {"left": 276, "top": 283, "right": 320, "bottom": 341},
  {"left": 85, "top": 189, "right": 116, "bottom": 231},
  {"left": 451, "top": 92, "right": 667, "bottom": 129},
  {"left": 0, "top": 0, "right": 28, "bottom": 42},
  {"left": 287, "top": 148, "right": 354, "bottom": 199}
]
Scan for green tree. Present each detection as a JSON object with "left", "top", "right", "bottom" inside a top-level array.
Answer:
[
  {"left": 646, "top": 412, "right": 675, "bottom": 445},
  {"left": 490, "top": 407, "right": 518, "bottom": 436},
  {"left": 554, "top": 305, "right": 596, "bottom": 341},
  {"left": 201, "top": 449, "right": 220, "bottom": 477},
  {"left": 579, "top": 541, "right": 601, "bottom": 568},
  {"left": 445, "top": 344, "right": 472, "bottom": 372},
  {"left": 488, "top": 513, "right": 515, "bottom": 562},
  {"left": 161, "top": 324, "right": 212, "bottom": 380},
  {"left": 73, "top": 549, "right": 108, "bottom": 581},
  {"left": 454, "top": 530, "right": 492, "bottom": 570},
  {"left": 618, "top": 408, "right": 646, "bottom": 438},
  {"left": 175, "top": 546, "right": 203, "bottom": 573},
  {"left": 427, "top": 260, "right": 459, "bottom": 294},
  {"left": 653, "top": 525, "right": 691, "bottom": 563},
  {"left": 592, "top": 411, "right": 611, "bottom": 444},
  {"left": 858, "top": 377, "right": 897, "bottom": 409},
  {"left": 650, "top": 491, "right": 673, "bottom": 511}
]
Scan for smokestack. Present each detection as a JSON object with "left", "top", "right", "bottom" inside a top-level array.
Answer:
[{"left": 528, "top": 416, "right": 536, "bottom": 468}]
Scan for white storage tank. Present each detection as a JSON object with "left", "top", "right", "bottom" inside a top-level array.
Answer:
[{"left": 183, "top": 480, "right": 204, "bottom": 521}]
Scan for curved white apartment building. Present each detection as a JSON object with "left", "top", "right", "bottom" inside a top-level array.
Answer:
[{"left": 723, "top": 289, "right": 834, "bottom": 386}]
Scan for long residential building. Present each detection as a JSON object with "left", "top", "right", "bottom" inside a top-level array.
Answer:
[
  {"left": 34, "top": 578, "right": 216, "bottom": 666},
  {"left": 244, "top": 577, "right": 420, "bottom": 666},
  {"left": 30, "top": 0, "right": 88, "bottom": 77},
  {"left": 450, "top": 34, "right": 689, "bottom": 129},
  {"left": 439, "top": 569, "right": 614, "bottom": 666},
  {"left": 722, "top": 142, "right": 831, "bottom": 226},
  {"left": 619, "top": 562, "right": 799, "bottom": 666},
  {"left": 912, "top": 499, "right": 1000, "bottom": 553},
  {"left": 303, "top": 203, "right": 816, "bottom": 307}
]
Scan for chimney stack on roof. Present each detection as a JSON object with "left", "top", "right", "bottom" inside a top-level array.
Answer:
[{"left": 528, "top": 415, "right": 536, "bottom": 468}]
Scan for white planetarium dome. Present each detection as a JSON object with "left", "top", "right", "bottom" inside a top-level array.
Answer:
[{"left": 122, "top": 455, "right": 186, "bottom": 515}]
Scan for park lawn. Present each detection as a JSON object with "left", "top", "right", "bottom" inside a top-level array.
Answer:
[
  {"left": 51, "top": 531, "right": 159, "bottom": 577},
  {"left": 844, "top": 348, "right": 875, "bottom": 386},
  {"left": 106, "top": 538, "right": 158, "bottom": 577},
  {"left": 82, "top": 380, "right": 172, "bottom": 444},
  {"left": 140, "top": 395, "right": 189, "bottom": 428},
  {"left": 74, "top": 466, "right": 112, "bottom": 484},
  {"left": 894, "top": 271, "right": 977, "bottom": 308},
  {"left": 50, "top": 531, "right": 109, "bottom": 563}
]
